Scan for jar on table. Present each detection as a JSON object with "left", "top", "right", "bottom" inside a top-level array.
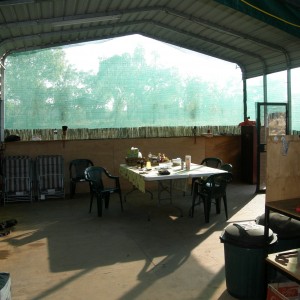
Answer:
[{"left": 185, "top": 155, "right": 191, "bottom": 170}]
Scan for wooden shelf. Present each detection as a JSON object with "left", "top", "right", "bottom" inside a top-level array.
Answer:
[
  {"left": 266, "top": 199, "right": 300, "bottom": 220},
  {"left": 266, "top": 249, "right": 300, "bottom": 283},
  {"left": 265, "top": 198, "right": 300, "bottom": 284},
  {"left": 265, "top": 136, "right": 300, "bottom": 287}
]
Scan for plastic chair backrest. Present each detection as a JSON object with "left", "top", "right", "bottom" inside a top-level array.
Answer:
[
  {"left": 220, "top": 163, "right": 233, "bottom": 172},
  {"left": 70, "top": 159, "right": 93, "bottom": 180},
  {"left": 201, "top": 157, "right": 223, "bottom": 169},
  {"left": 202, "top": 172, "right": 233, "bottom": 198},
  {"left": 84, "top": 166, "right": 107, "bottom": 192}
]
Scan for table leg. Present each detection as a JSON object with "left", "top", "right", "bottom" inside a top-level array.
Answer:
[
  {"left": 124, "top": 185, "right": 153, "bottom": 202},
  {"left": 157, "top": 180, "right": 173, "bottom": 203},
  {"left": 149, "top": 180, "right": 183, "bottom": 220}
]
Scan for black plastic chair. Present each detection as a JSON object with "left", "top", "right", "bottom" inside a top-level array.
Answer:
[
  {"left": 69, "top": 159, "right": 94, "bottom": 198},
  {"left": 220, "top": 163, "right": 233, "bottom": 172},
  {"left": 190, "top": 172, "right": 233, "bottom": 223},
  {"left": 191, "top": 157, "right": 223, "bottom": 195},
  {"left": 84, "top": 166, "right": 123, "bottom": 217}
]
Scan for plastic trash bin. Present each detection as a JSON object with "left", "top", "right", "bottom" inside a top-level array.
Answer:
[
  {"left": 220, "top": 222, "right": 277, "bottom": 300},
  {"left": 256, "top": 212, "right": 300, "bottom": 253},
  {"left": 0, "top": 273, "right": 11, "bottom": 300}
]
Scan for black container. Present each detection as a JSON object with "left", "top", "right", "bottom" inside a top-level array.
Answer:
[
  {"left": 220, "top": 223, "right": 277, "bottom": 300},
  {"left": 256, "top": 212, "right": 300, "bottom": 253},
  {"left": 0, "top": 272, "right": 11, "bottom": 299}
]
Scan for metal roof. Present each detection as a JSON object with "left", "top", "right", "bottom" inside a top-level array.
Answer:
[{"left": 1, "top": 0, "right": 300, "bottom": 79}]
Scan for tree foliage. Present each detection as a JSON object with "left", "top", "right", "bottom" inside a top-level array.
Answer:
[{"left": 4, "top": 45, "right": 244, "bottom": 129}]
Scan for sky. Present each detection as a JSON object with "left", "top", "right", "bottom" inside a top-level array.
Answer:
[{"left": 63, "top": 34, "right": 242, "bottom": 85}]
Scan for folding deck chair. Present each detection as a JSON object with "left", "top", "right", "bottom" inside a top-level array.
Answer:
[
  {"left": 36, "top": 155, "right": 65, "bottom": 200},
  {"left": 2, "top": 156, "right": 33, "bottom": 204}
]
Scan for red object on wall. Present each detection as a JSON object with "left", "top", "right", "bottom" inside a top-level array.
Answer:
[{"left": 239, "top": 118, "right": 256, "bottom": 126}]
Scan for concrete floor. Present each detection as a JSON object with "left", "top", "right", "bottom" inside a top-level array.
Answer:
[{"left": 0, "top": 182, "right": 265, "bottom": 300}]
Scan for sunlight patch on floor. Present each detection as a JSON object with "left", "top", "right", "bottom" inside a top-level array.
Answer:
[{"left": 228, "top": 193, "right": 265, "bottom": 223}]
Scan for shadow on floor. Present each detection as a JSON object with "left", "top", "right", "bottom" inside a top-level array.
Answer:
[{"left": 0, "top": 181, "right": 263, "bottom": 300}]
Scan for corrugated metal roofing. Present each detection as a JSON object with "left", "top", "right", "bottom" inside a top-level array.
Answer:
[{"left": 1, "top": 0, "right": 300, "bottom": 79}]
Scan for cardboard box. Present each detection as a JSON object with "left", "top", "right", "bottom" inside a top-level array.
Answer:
[{"left": 267, "top": 282, "right": 300, "bottom": 300}]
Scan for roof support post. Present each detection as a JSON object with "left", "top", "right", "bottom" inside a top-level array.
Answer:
[
  {"left": 287, "top": 68, "right": 291, "bottom": 134},
  {"left": 0, "top": 57, "right": 4, "bottom": 142},
  {"left": 262, "top": 74, "right": 268, "bottom": 132},
  {"left": 263, "top": 74, "right": 267, "bottom": 103},
  {"left": 243, "top": 74, "right": 247, "bottom": 120}
]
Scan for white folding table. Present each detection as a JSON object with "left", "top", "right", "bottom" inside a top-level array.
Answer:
[{"left": 120, "top": 163, "right": 227, "bottom": 219}]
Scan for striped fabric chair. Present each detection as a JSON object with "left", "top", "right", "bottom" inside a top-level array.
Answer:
[
  {"left": 2, "top": 156, "right": 33, "bottom": 203},
  {"left": 36, "top": 155, "right": 65, "bottom": 200}
]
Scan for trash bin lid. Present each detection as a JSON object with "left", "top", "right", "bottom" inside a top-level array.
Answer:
[
  {"left": 256, "top": 213, "right": 300, "bottom": 239},
  {"left": 220, "top": 222, "right": 277, "bottom": 248}
]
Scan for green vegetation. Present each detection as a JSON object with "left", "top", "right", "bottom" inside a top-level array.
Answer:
[{"left": 4, "top": 44, "right": 243, "bottom": 129}]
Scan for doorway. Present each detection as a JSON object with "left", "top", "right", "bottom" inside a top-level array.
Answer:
[{"left": 256, "top": 102, "right": 288, "bottom": 193}]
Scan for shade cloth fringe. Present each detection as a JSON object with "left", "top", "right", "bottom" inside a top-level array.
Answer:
[{"left": 4, "top": 126, "right": 241, "bottom": 141}]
